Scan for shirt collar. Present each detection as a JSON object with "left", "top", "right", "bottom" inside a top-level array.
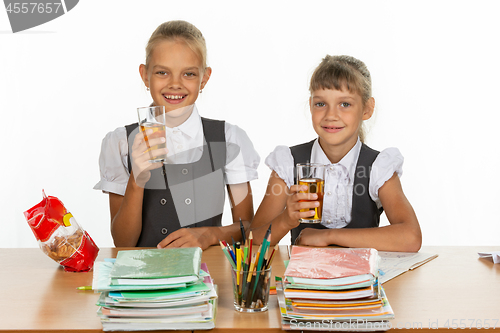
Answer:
[
  {"left": 311, "top": 137, "right": 362, "bottom": 177},
  {"left": 165, "top": 104, "right": 202, "bottom": 139}
]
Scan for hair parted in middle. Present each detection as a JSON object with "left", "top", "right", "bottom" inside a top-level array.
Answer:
[{"left": 309, "top": 55, "right": 373, "bottom": 142}]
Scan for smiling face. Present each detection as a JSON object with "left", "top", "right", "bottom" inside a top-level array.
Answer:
[
  {"left": 139, "top": 39, "right": 211, "bottom": 113},
  {"left": 310, "top": 88, "right": 374, "bottom": 162}
]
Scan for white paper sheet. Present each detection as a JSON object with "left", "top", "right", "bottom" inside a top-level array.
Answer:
[
  {"left": 478, "top": 251, "right": 500, "bottom": 264},
  {"left": 378, "top": 252, "right": 438, "bottom": 284}
]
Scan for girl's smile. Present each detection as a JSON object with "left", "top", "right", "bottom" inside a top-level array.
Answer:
[
  {"left": 322, "top": 125, "right": 344, "bottom": 133},
  {"left": 163, "top": 94, "right": 187, "bottom": 104}
]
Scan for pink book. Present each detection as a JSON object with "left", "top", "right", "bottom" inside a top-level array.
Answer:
[
  {"left": 284, "top": 247, "right": 378, "bottom": 279},
  {"left": 200, "top": 263, "right": 213, "bottom": 284}
]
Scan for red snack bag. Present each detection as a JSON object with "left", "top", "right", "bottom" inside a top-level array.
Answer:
[{"left": 24, "top": 191, "right": 99, "bottom": 272}]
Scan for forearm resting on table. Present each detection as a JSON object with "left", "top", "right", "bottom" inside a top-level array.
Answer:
[{"left": 321, "top": 222, "right": 422, "bottom": 252}]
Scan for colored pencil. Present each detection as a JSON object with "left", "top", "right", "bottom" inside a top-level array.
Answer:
[
  {"left": 247, "top": 231, "right": 253, "bottom": 268},
  {"left": 236, "top": 246, "right": 241, "bottom": 286},
  {"left": 239, "top": 218, "right": 246, "bottom": 243},
  {"left": 266, "top": 244, "right": 278, "bottom": 269},
  {"left": 219, "top": 240, "right": 236, "bottom": 269},
  {"left": 223, "top": 240, "right": 237, "bottom": 263}
]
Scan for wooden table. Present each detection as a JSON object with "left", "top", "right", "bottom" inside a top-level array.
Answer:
[{"left": 1, "top": 246, "right": 499, "bottom": 332}]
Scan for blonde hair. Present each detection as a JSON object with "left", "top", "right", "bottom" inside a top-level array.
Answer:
[
  {"left": 309, "top": 55, "right": 372, "bottom": 142},
  {"left": 145, "top": 20, "right": 207, "bottom": 70}
]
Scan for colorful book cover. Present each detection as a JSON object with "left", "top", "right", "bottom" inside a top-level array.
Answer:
[
  {"left": 283, "top": 285, "right": 376, "bottom": 300},
  {"left": 276, "top": 278, "right": 394, "bottom": 322}
]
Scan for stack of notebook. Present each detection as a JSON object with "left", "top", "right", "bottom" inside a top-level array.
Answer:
[
  {"left": 277, "top": 246, "right": 394, "bottom": 331},
  {"left": 92, "top": 247, "right": 217, "bottom": 331}
]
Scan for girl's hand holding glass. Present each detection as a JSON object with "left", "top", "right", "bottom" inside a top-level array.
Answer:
[
  {"left": 130, "top": 129, "right": 168, "bottom": 188},
  {"left": 284, "top": 184, "right": 320, "bottom": 227},
  {"left": 296, "top": 163, "right": 325, "bottom": 223}
]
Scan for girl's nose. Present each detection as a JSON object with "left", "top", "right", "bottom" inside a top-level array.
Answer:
[
  {"left": 325, "top": 106, "right": 340, "bottom": 120},
  {"left": 168, "top": 75, "right": 182, "bottom": 89}
]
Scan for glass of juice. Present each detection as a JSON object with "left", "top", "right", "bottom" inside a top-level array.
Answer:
[
  {"left": 137, "top": 106, "right": 167, "bottom": 163},
  {"left": 296, "top": 163, "right": 325, "bottom": 223}
]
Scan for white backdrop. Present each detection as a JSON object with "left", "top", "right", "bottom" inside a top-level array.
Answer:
[{"left": 1, "top": 1, "right": 499, "bottom": 248}]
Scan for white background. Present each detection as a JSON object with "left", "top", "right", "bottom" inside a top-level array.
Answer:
[{"left": 1, "top": 1, "right": 499, "bottom": 248}]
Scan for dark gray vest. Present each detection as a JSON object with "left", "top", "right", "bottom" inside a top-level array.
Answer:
[
  {"left": 290, "top": 140, "right": 383, "bottom": 244},
  {"left": 125, "top": 118, "right": 228, "bottom": 247}
]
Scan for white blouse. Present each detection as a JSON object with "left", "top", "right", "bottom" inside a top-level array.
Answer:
[
  {"left": 94, "top": 106, "right": 260, "bottom": 196},
  {"left": 265, "top": 138, "right": 403, "bottom": 229}
]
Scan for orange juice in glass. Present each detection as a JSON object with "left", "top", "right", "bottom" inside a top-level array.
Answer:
[
  {"left": 137, "top": 106, "right": 167, "bottom": 163},
  {"left": 296, "top": 163, "right": 325, "bottom": 223}
]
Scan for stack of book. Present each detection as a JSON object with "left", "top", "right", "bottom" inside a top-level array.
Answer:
[
  {"left": 92, "top": 247, "right": 217, "bottom": 331},
  {"left": 277, "top": 246, "right": 394, "bottom": 331}
]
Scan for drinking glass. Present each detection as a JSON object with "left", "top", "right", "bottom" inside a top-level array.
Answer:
[
  {"left": 296, "top": 163, "right": 325, "bottom": 223},
  {"left": 137, "top": 106, "right": 167, "bottom": 163}
]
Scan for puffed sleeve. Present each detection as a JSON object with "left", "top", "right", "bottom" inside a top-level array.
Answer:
[
  {"left": 368, "top": 147, "right": 404, "bottom": 206},
  {"left": 264, "top": 145, "right": 295, "bottom": 188},
  {"left": 224, "top": 123, "right": 260, "bottom": 184},
  {"left": 93, "top": 127, "right": 130, "bottom": 196}
]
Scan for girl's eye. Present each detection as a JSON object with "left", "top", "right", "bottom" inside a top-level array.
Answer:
[
  {"left": 314, "top": 102, "right": 325, "bottom": 107},
  {"left": 156, "top": 71, "right": 167, "bottom": 75},
  {"left": 340, "top": 102, "right": 351, "bottom": 108},
  {"left": 185, "top": 72, "right": 196, "bottom": 77}
]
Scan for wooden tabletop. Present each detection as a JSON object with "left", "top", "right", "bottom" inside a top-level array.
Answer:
[{"left": 1, "top": 246, "right": 499, "bottom": 332}]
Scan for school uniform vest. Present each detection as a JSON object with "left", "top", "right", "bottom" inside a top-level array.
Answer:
[
  {"left": 125, "top": 118, "right": 228, "bottom": 247},
  {"left": 290, "top": 140, "right": 383, "bottom": 244}
]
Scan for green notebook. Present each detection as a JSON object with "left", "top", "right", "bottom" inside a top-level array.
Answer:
[{"left": 109, "top": 247, "right": 202, "bottom": 280}]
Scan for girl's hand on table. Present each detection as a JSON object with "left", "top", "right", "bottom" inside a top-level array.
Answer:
[
  {"left": 295, "top": 228, "right": 330, "bottom": 246},
  {"left": 157, "top": 227, "right": 213, "bottom": 250}
]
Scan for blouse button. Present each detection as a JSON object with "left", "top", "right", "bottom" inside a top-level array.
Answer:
[
  {"left": 161, "top": 228, "right": 168, "bottom": 235},
  {"left": 185, "top": 198, "right": 192, "bottom": 205},
  {"left": 327, "top": 191, "right": 332, "bottom": 196},
  {"left": 160, "top": 198, "right": 167, "bottom": 205},
  {"left": 329, "top": 166, "right": 334, "bottom": 171},
  {"left": 326, "top": 220, "right": 332, "bottom": 224},
  {"left": 182, "top": 168, "right": 188, "bottom": 175}
]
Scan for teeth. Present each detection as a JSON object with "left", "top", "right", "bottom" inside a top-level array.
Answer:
[{"left": 164, "top": 95, "right": 184, "bottom": 100}]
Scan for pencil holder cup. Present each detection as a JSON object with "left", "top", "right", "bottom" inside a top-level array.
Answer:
[{"left": 231, "top": 267, "right": 272, "bottom": 312}]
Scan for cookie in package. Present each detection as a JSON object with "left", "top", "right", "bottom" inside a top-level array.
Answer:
[{"left": 24, "top": 191, "right": 99, "bottom": 272}]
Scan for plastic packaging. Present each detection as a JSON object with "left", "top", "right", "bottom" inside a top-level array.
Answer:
[
  {"left": 284, "top": 246, "right": 379, "bottom": 279},
  {"left": 24, "top": 191, "right": 99, "bottom": 272}
]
